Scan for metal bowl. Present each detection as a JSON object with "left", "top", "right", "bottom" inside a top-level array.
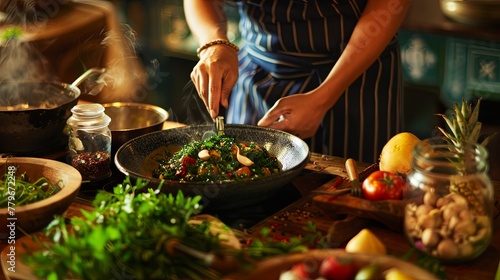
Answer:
[
  {"left": 114, "top": 124, "right": 310, "bottom": 210},
  {"left": 439, "top": 0, "right": 500, "bottom": 26},
  {"left": 0, "top": 157, "right": 82, "bottom": 236},
  {"left": 103, "top": 102, "right": 169, "bottom": 154}
]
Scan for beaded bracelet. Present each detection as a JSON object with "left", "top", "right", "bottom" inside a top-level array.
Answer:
[{"left": 196, "top": 39, "right": 240, "bottom": 58}]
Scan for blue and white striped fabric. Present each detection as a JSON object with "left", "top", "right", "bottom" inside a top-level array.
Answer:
[{"left": 226, "top": 0, "right": 403, "bottom": 163}]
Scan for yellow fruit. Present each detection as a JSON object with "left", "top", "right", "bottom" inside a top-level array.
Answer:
[
  {"left": 379, "top": 132, "right": 421, "bottom": 175},
  {"left": 345, "top": 229, "right": 387, "bottom": 255},
  {"left": 384, "top": 268, "right": 416, "bottom": 280}
]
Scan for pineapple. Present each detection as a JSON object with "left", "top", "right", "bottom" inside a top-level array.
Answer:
[
  {"left": 436, "top": 98, "right": 494, "bottom": 215},
  {"left": 436, "top": 97, "right": 496, "bottom": 148}
]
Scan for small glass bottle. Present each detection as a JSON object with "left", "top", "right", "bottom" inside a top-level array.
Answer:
[
  {"left": 404, "top": 137, "right": 494, "bottom": 263},
  {"left": 66, "top": 103, "right": 112, "bottom": 182}
]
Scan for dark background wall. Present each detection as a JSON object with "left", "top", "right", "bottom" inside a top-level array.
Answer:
[{"left": 114, "top": 0, "right": 500, "bottom": 179}]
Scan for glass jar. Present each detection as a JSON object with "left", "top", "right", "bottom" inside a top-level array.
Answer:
[
  {"left": 404, "top": 137, "right": 494, "bottom": 263},
  {"left": 66, "top": 103, "right": 112, "bottom": 182}
]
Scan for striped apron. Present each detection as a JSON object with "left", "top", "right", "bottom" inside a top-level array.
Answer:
[{"left": 226, "top": 0, "right": 403, "bottom": 164}]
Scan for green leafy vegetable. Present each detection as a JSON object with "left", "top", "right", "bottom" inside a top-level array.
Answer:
[
  {"left": 22, "top": 177, "right": 321, "bottom": 280},
  {"left": 152, "top": 134, "right": 280, "bottom": 182},
  {"left": 1, "top": 27, "right": 23, "bottom": 41},
  {"left": 402, "top": 247, "right": 447, "bottom": 279},
  {"left": 0, "top": 172, "right": 60, "bottom": 208},
  {"left": 245, "top": 221, "right": 326, "bottom": 259},
  {"left": 495, "top": 260, "right": 500, "bottom": 280}
]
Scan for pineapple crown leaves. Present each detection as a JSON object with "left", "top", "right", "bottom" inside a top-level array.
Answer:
[
  {"left": 1, "top": 27, "right": 23, "bottom": 42},
  {"left": 436, "top": 97, "right": 496, "bottom": 148}
]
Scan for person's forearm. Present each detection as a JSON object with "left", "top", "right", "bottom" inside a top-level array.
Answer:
[
  {"left": 316, "top": 0, "right": 411, "bottom": 109},
  {"left": 183, "top": 0, "right": 229, "bottom": 44}
]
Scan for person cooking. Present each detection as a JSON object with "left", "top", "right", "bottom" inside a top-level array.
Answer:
[{"left": 183, "top": 0, "right": 411, "bottom": 164}]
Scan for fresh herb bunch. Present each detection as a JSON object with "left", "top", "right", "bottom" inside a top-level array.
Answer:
[
  {"left": 0, "top": 172, "right": 59, "bottom": 208},
  {"left": 246, "top": 221, "right": 326, "bottom": 260},
  {"left": 22, "top": 177, "right": 320, "bottom": 280},
  {"left": 22, "top": 178, "right": 228, "bottom": 280},
  {"left": 402, "top": 247, "right": 447, "bottom": 279}
]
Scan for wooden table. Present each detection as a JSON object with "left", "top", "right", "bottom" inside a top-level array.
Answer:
[
  {"left": 1, "top": 153, "right": 498, "bottom": 279},
  {"left": 249, "top": 153, "right": 500, "bottom": 280}
]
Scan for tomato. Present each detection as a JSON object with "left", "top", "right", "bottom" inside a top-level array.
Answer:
[
  {"left": 288, "top": 262, "right": 317, "bottom": 279},
  {"left": 361, "top": 170, "right": 405, "bottom": 200},
  {"left": 181, "top": 156, "right": 196, "bottom": 166},
  {"left": 319, "top": 256, "right": 358, "bottom": 280}
]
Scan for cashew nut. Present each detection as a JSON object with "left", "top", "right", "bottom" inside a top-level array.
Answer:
[
  {"left": 437, "top": 238, "right": 459, "bottom": 259},
  {"left": 468, "top": 227, "right": 491, "bottom": 244},
  {"left": 421, "top": 228, "right": 440, "bottom": 247},
  {"left": 198, "top": 149, "right": 210, "bottom": 160},
  {"left": 423, "top": 190, "right": 439, "bottom": 207},
  {"left": 417, "top": 209, "right": 442, "bottom": 229},
  {"left": 234, "top": 145, "right": 254, "bottom": 166}
]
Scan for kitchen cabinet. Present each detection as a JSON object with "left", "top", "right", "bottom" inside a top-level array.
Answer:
[
  {"left": 400, "top": 0, "right": 500, "bottom": 107},
  {"left": 400, "top": 30, "right": 500, "bottom": 108}
]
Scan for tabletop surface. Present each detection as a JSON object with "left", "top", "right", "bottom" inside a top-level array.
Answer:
[{"left": 1, "top": 153, "right": 499, "bottom": 280}]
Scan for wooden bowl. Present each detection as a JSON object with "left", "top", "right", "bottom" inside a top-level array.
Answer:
[
  {"left": 0, "top": 158, "right": 82, "bottom": 238},
  {"left": 225, "top": 249, "right": 440, "bottom": 280}
]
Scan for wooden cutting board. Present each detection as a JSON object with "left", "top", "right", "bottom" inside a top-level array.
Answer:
[{"left": 312, "top": 163, "right": 406, "bottom": 232}]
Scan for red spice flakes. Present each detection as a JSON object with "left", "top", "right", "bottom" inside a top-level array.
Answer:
[
  {"left": 72, "top": 151, "right": 111, "bottom": 181},
  {"left": 330, "top": 176, "right": 345, "bottom": 188}
]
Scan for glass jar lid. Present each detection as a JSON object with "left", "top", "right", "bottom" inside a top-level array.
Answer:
[{"left": 67, "top": 103, "right": 111, "bottom": 129}]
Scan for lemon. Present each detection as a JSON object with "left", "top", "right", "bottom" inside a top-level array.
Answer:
[
  {"left": 384, "top": 268, "right": 416, "bottom": 280},
  {"left": 379, "top": 132, "right": 420, "bottom": 175},
  {"left": 345, "top": 229, "right": 387, "bottom": 255}
]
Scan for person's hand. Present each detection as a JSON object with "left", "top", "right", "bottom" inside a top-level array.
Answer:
[
  {"left": 190, "top": 44, "right": 239, "bottom": 119},
  {"left": 257, "top": 93, "right": 328, "bottom": 139}
]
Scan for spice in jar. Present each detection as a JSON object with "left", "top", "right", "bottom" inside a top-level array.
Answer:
[
  {"left": 66, "top": 104, "right": 112, "bottom": 182},
  {"left": 71, "top": 151, "right": 111, "bottom": 181}
]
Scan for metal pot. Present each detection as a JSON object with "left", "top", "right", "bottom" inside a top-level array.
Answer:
[
  {"left": 114, "top": 124, "right": 310, "bottom": 210},
  {"left": 439, "top": 0, "right": 500, "bottom": 26},
  {"left": 0, "top": 68, "right": 105, "bottom": 153},
  {"left": 102, "top": 102, "right": 169, "bottom": 155},
  {"left": 0, "top": 0, "right": 54, "bottom": 14}
]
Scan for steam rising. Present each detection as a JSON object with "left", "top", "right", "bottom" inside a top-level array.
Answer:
[
  {"left": 181, "top": 80, "right": 214, "bottom": 125},
  {"left": 0, "top": 1, "right": 148, "bottom": 109},
  {"left": 90, "top": 20, "right": 150, "bottom": 102},
  {"left": 0, "top": 28, "right": 60, "bottom": 109}
]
